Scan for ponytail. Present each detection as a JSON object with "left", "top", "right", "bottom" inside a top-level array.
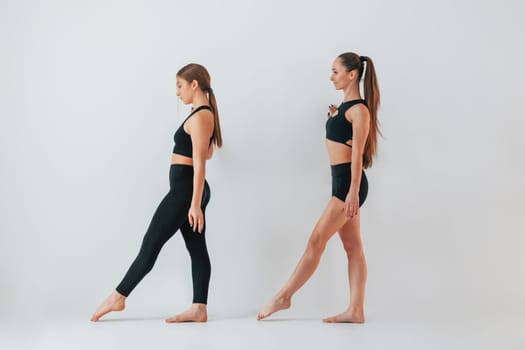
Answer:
[
  {"left": 360, "top": 56, "right": 380, "bottom": 168},
  {"left": 207, "top": 88, "right": 222, "bottom": 148}
]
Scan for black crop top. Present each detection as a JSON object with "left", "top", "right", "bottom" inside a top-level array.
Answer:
[
  {"left": 325, "top": 99, "right": 367, "bottom": 147},
  {"left": 173, "top": 105, "right": 213, "bottom": 157}
]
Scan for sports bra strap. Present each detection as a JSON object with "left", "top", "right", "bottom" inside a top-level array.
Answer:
[{"left": 189, "top": 105, "right": 212, "bottom": 117}]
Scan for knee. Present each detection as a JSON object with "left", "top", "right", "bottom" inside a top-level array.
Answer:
[
  {"left": 139, "top": 240, "right": 159, "bottom": 256},
  {"left": 306, "top": 234, "right": 327, "bottom": 257},
  {"left": 344, "top": 243, "right": 364, "bottom": 260},
  {"left": 137, "top": 242, "right": 161, "bottom": 265},
  {"left": 185, "top": 240, "right": 208, "bottom": 257}
]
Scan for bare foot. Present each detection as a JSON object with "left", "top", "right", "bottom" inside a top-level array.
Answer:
[
  {"left": 90, "top": 290, "right": 126, "bottom": 322},
  {"left": 165, "top": 303, "right": 207, "bottom": 323},
  {"left": 257, "top": 296, "right": 291, "bottom": 320},
  {"left": 322, "top": 308, "right": 365, "bottom": 323}
]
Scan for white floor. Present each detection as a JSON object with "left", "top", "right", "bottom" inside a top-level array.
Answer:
[{"left": 3, "top": 310, "right": 524, "bottom": 350}]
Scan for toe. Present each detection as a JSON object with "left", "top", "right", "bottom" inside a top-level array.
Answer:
[{"left": 322, "top": 316, "right": 336, "bottom": 323}]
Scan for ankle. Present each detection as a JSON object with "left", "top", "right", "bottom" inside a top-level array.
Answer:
[
  {"left": 347, "top": 305, "right": 364, "bottom": 314},
  {"left": 192, "top": 303, "right": 207, "bottom": 311},
  {"left": 112, "top": 290, "right": 126, "bottom": 301},
  {"left": 275, "top": 293, "right": 291, "bottom": 303}
]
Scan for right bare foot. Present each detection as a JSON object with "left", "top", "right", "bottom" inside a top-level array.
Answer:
[
  {"left": 257, "top": 296, "right": 291, "bottom": 320},
  {"left": 322, "top": 308, "right": 365, "bottom": 323},
  {"left": 90, "top": 290, "right": 126, "bottom": 322},
  {"left": 165, "top": 303, "right": 208, "bottom": 323}
]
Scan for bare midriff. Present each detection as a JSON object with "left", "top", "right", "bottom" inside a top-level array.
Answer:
[
  {"left": 326, "top": 139, "right": 353, "bottom": 165},
  {"left": 171, "top": 153, "right": 193, "bottom": 166}
]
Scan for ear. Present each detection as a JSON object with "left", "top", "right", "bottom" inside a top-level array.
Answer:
[
  {"left": 348, "top": 69, "right": 358, "bottom": 81},
  {"left": 191, "top": 80, "right": 199, "bottom": 90}
]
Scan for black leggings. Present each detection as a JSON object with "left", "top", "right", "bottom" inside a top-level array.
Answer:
[
  {"left": 116, "top": 164, "right": 211, "bottom": 304},
  {"left": 331, "top": 162, "right": 368, "bottom": 207}
]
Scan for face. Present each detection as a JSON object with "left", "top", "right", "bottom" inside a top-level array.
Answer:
[
  {"left": 175, "top": 77, "right": 197, "bottom": 104},
  {"left": 330, "top": 58, "right": 356, "bottom": 90}
]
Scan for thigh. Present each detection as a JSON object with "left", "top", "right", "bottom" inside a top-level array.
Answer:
[
  {"left": 179, "top": 180, "right": 211, "bottom": 246},
  {"left": 179, "top": 219, "right": 208, "bottom": 251},
  {"left": 338, "top": 213, "right": 362, "bottom": 249},
  {"left": 142, "top": 191, "right": 190, "bottom": 246},
  {"left": 309, "top": 198, "right": 350, "bottom": 245}
]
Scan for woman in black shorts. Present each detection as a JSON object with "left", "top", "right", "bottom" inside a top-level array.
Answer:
[{"left": 258, "top": 52, "right": 380, "bottom": 323}]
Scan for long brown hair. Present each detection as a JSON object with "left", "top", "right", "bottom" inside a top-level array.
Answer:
[
  {"left": 338, "top": 52, "right": 380, "bottom": 168},
  {"left": 176, "top": 63, "right": 223, "bottom": 148}
]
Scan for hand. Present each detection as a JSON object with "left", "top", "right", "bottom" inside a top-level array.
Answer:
[
  {"left": 327, "top": 104, "right": 337, "bottom": 118},
  {"left": 188, "top": 205, "right": 204, "bottom": 234},
  {"left": 344, "top": 191, "right": 359, "bottom": 218}
]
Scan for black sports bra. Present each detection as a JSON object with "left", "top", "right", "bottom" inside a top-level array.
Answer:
[
  {"left": 325, "top": 99, "right": 367, "bottom": 147},
  {"left": 173, "top": 105, "right": 213, "bottom": 157}
]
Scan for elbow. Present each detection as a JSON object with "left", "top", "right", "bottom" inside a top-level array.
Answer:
[
  {"left": 206, "top": 146, "right": 214, "bottom": 160},
  {"left": 352, "top": 152, "right": 364, "bottom": 166},
  {"left": 192, "top": 156, "right": 206, "bottom": 170}
]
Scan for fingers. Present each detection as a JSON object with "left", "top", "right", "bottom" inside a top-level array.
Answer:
[
  {"left": 327, "top": 104, "right": 337, "bottom": 117},
  {"left": 188, "top": 211, "right": 204, "bottom": 234},
  {"left": 188, "top": 212, "right": 194, "bottom": 228},
  {"left": 196, "top": 215, "right": 204, "bottom": 234},
  {"left": 344, "top": 201, "right": 359, "bottom": 218}
]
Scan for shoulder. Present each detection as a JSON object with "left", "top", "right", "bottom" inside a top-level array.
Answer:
[
  {"left": 344, "top": 103, "right": 369, "bottom": 123},
  {"left": 188, "top": 107, "right": 213, "bottom": 124},
  {"left": 187, "top": 107, "right": 213, "bottom": 134}
]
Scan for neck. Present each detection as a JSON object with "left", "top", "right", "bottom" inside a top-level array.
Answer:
[
  {"left": 343, "top": 84, "right": 361, "bottom": 102},
  {"left": 191, "top": 91, "right": 209, "bottom": 107}
]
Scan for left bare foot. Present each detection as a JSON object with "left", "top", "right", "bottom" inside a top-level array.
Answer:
[
  {"left": 90, "top": 290, "right": 126, "bottom": 322},
  {"left": 323, "top": 308, "right": 365, "bottom": 323},
  {"left": 257, "top": 295, "right": 291, "bottom": 320},
  {"left": 165, "top": 303, "right": 207, "bottom": 323}
]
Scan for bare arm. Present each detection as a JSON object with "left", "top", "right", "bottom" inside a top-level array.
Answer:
[
  {"left": 207, "top": 144, "right": 214, "bottom": 160},
  {"left": 187, "top": 110, "right": 214, "bottom": 232},
  {"left": 345, "top": 105, "right": 370, "bottom": 217}
]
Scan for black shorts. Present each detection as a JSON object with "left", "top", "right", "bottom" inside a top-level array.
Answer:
[{"left": 331, "top": 162, "right": 368, "bottom": 207}]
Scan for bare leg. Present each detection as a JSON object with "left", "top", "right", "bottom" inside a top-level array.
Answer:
[
  {"left": 257, "top": 198, "right": 348, "bottom": 320},
  {"left": 165, "top": 303, "right": 207, "bottom": 323},
  {"left": 90, "top": 290, "right": 126, "bottom": 322},
  {"left": 323, "top": 213, "right": 366, "bottom": 323}
]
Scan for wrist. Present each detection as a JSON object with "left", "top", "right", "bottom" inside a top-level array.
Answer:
[{"left": 348, "top": 187, "right": 359, "bottom": 195}]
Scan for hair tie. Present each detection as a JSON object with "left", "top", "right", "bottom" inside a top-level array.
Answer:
[
  {"left": 360, "top": 56, "right": 367, "bottom": 63},
  {"left": 207, "top": 87, "right": 213, "bottom": 94}
]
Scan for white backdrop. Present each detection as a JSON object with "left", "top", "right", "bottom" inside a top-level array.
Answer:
[{"left": 2, "top": 0, "right": 524, "bottom": 324}]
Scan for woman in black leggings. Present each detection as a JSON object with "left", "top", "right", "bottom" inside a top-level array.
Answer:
[{"left": 91, "top": 63, "right": 222, "bottom": 323}]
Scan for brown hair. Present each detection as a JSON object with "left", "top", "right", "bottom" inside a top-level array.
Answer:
[
  {"left": 177, "top": 63, "right": 222, "bottom": 148},
  {"left": 338, "top": 52, "right": 380, "bottom": 168}
]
